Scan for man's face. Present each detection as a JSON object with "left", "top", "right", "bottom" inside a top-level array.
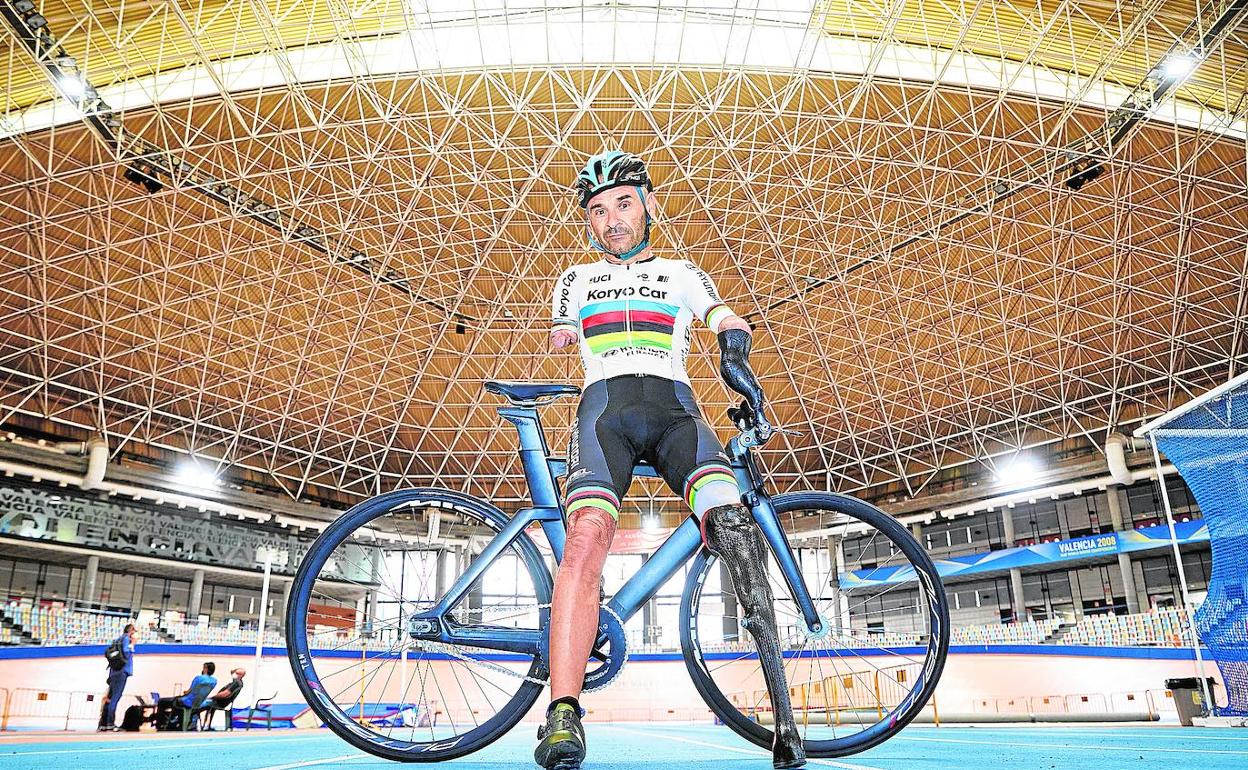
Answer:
[{"left": 586, "top": 186, "right": 649, "bottom": 257}]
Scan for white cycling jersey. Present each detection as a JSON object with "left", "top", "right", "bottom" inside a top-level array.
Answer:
[{"left": 550, "top": 255, "right": 737, "bottom": 387}]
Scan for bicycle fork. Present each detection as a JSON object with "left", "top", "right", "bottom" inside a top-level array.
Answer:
[{"left": 729, "top": 437, "right": 824, "bottom": 636}]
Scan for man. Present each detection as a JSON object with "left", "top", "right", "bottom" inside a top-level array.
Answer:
[
  {"left": 536, "top": 150, "right": 804, "bottom": 769},
  {"left": 158, "top": 661, "right": 217, "bottom": 730},
  {"left": 99, "top": 622, "right": 138, "bottom": 731},
  {"left": 182, "top": 661, "right": 218, "bottom": 709},
  {"left": 202, "top": 667, "right": 246, "bottom": 730}
]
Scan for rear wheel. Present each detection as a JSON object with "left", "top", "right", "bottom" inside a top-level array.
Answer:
[
  {"left": 681, "top": 491, "right": 948, "bottom": 757},
  {"left": 285, "top": 488, "right": 552, "bottom": 762}
]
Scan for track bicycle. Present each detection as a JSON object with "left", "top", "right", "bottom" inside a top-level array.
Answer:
[{"left": 285, "top": 381, "right": 949, "bottom": 761}]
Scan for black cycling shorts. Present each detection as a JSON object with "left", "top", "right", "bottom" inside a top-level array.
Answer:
[{"left": 564, "top": 375, "right": 739, "bottom": 520}]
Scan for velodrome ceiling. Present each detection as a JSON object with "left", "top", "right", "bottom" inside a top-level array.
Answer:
[{"left": 1, "top": 1, "right": 1246, "bottom": 519}]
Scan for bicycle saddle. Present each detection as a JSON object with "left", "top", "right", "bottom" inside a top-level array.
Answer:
[{"left": 484, "top": 381, "right": 581, "bottom": 404}]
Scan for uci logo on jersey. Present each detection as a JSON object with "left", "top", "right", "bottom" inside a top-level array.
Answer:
[
  {"left": 587, "top": 286, "right": 668, "bottom": 301},
  {"left": 589, "top": 274, "right": 611, "bottom": 283}
]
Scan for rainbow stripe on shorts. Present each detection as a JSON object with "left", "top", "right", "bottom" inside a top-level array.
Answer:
[
  {"left": 684, "top": 462, "right": 737, "bottom": 510},
  {"left": 565, "top": 484, "right": 621, "bottom": 520}
]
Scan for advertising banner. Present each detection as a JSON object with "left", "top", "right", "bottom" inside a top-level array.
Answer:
[{"left": 843, "top": 519, "right": 1208, "bottom": 588}]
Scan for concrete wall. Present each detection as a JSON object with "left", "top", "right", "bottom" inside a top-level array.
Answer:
[{"left": 0, "top": 645, "right": 1220, "bottom": 730}]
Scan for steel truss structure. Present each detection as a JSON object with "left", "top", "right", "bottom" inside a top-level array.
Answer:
[{"left": 1, "top": 2, "right": 1246, "bottom": 524}]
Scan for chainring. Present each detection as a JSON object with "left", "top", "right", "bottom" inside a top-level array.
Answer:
[{"left": 539, "top": 605, "right": 629, "bottom": 692}]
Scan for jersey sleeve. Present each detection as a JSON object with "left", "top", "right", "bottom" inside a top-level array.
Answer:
[
  {"left": 680, "top": 261, "right": 735, "bottom": 333},
  {"left": 551, "top": 266, "right": 580, "bottom": 333}
]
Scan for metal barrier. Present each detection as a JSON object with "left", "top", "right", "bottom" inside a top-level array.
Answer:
[
  {"left": 1, "top": 688, "right": 102, "bottom": 731},
  {"left": 733, "top": 662, "right": 939, "bottom": 727}
]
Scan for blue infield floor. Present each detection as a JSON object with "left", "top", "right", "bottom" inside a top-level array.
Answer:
[{"left": 2, "top": 724, "right": 1246, "bottom": 770}]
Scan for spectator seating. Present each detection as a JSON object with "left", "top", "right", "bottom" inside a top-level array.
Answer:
[
  {"left": 1, "top": 599, "right": 130, "bottom": 644},
  {"left": 952, "top": 618, "right": 1061, "bottom": 645},
  {"left": 0, "top": 599, "right": 1196, "bottom": 652},
  {"left": 1060, "top": 607, "right": 1187, "bottom": 647}
]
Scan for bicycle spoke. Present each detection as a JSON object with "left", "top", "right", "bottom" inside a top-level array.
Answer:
[
  {"left": 685, "top": 494, "right": 948, "bottom": 757},
  {"left": 288, "top": 494, "right": 550, "bottom": 759}
]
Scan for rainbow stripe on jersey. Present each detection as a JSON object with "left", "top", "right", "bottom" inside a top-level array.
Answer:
[{"left": 579, "top": 299, "right": 681, "bottom": 355}]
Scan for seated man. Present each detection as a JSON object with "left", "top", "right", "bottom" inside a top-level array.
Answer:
[
  {"left": 201, "top": 667, "right": 245, "bottom": 730},
  {"left": 157, "top": 661, "right": 217, "bottom": 730}
]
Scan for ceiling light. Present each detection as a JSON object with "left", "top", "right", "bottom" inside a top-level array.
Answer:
[
  {"left": 1162, "top": 53, "right": 1198, "bottom": 81},
  {"left": 57, "top": 74, "right": 86, "bottom": 99},
  {"left": 995, "top": 457, "right": 1041, "bottom": 490},
  {"left": 641, "top": 513, "right": 662, "bottom": 533},
  {"left": 175, "top": 459, "right": 218, "bottom": 490}
]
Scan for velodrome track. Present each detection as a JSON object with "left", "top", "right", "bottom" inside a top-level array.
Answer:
[{"left": 2, "top": 724, "right": 1246, "bottom": 770}]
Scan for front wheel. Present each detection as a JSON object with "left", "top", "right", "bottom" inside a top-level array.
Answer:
[
  {"left": 681, "top": 491, "right": 949, "bottom": 757},
  {"left": 285, "top": 488, "right": 552, "bottom": 762}
]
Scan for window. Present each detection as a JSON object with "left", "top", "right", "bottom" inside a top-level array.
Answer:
[{"left": 97, "top": 571, "right": 136, "bottom": 611}]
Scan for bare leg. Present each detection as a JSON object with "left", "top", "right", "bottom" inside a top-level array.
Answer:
[
  {"left": 549, "top": 507, "right": 617, "bottom": 700},
  {"left": 703, "top": 503, "right": 806, "bottom": 769}
]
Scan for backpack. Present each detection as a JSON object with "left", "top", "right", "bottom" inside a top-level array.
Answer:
[{"left": 104, "top": 638, "right": 127, "bottom": 671}]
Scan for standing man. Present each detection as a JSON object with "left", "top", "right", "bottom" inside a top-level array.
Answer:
[
  {"left": 535, "top": 150, "right": 805, "bottom": 769},
  {"left": 99, "top": 623, "right": 137, "bottom": 731}
]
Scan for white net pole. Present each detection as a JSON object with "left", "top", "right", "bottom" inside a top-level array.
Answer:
[
  {"left": 253, "top": 548, "right": 273, "bottom": 709},
  {"left": 1148, "top": 433, "right": 1215, "bottom": 713}
]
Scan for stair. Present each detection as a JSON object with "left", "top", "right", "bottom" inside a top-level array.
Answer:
[
  {"left": 154, "top": 621, "right": 180, "bottom": 643},
  {"left": 1042, "top": 619, "right": 1075, "bottom": 645},
  {"left": 0, "top": 613, "right": 38, "bottom": 644}
]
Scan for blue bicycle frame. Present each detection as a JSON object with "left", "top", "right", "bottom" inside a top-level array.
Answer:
[{"left": 406, "top": 400, "right": 823, "bottom": 652}]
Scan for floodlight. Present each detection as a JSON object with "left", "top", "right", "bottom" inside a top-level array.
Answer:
[
  {"left": 995, "top": 457, "right": 1041, "bottom": 489},
  {"left": 1162, "top": 53, "right": 1198, "bottom": 81},
  {"left": 175, "top": 459, "right": 218, "bottom": 490},
  {"left": 641, "top": 512, "right": 662, "bottom": 533},
  {"left": 57, "top": 74, "right": 85, "bottom": 98}
]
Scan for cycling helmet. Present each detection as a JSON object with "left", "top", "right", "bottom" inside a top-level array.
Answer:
[{"left": 574, "top": 150, "right": 652, "bottom": 208}]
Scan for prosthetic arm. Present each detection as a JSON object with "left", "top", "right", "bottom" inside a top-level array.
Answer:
[
  {"left": 717, "top": 328, "right": 773, "bottom": 443},
  {"left": 705, "top": 330, "right": 805, "bottom": 768}
]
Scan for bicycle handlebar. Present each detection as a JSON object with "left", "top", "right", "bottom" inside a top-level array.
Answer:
[{"left": 728, "top": 401, "right": 801, "bottom": 451}]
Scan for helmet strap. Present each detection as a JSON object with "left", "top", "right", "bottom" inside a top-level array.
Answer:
[{"left": 586, "top": 186, "right": 652, "bottom": 261}]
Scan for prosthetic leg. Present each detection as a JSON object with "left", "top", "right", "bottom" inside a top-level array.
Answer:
[{"left": 703, "top": 503, "right": 806, "bottom": 769}]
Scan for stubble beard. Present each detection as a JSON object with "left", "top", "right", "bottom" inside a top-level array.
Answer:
[{"left": 599, "top": 226, "right": 640, "bottom": 257}]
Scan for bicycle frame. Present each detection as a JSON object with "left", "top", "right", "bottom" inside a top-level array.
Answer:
[{"left": 407, "top": 401, "right": 823, "bottom": 653}]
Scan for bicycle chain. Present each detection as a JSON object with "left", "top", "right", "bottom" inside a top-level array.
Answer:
[{"left": 410, "top": 602, "right": 628, "bottom": 694}]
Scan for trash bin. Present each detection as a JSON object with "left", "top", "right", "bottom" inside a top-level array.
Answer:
[{"left": 1165, "top": 677, "right": 1217, "bottom": 725}]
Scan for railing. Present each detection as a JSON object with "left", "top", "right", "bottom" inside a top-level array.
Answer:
[
  {"left": 730, "top": 661, "right": 939, "bottom": 727},
  {"left": 0, "top": 688, "right": 103, "bottom": 731}
]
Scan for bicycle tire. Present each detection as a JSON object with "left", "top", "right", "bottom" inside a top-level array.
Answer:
[
  {"left": 285, "top": 487, "right": 552, "bottom": 762},
  {"left": 680, "top": 491, "right": 949, "bottom": 757}
]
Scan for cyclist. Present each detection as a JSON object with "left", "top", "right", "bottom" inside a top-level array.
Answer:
[{"left": 537, "top": 150, "right": 805, "bottom": 769}]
